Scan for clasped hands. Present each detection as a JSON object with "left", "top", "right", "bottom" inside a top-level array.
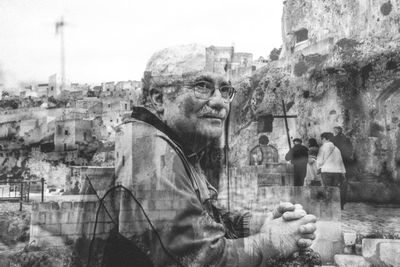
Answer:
[{"left": 259, "top": 202, "right": 317, "bottom": 257}]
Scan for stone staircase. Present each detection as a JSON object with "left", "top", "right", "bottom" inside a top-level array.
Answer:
[{"left": 331, "top": 232, "right": 400, "bottom": 267}]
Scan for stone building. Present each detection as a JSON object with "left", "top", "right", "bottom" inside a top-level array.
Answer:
[
  {"left": 48, "top": 74, "right": 62, "bottom": 98},
  {"left": 230, "top": 0, "right": 400, "bottom": 203},
  {"left": 19, "top": 118, "right": 43, "bottom": 138},
  {"left": 102, "top": 81, "right": 115, "bottom": 93},
  {"left": 54, "top": 118, "right": 93, "bottom": 152},
  {"left": 103, "top": 98, "right": 130, "bottom": 112},
  {"left": 114, "top": 122, "right": 133, "bottom": 184},
  {"left": 205, "top": 46, "right": 254, "bottom": 81},
  {"left": 35, "top": 83, "right": 48, "bottom": 97},
  {"left": 76, "top": 97, "right": 103, "bottom": 114}
]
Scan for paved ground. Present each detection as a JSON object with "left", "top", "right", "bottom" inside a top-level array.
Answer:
[{"left": 341, "top": 202, "right": 400, "bottom": 237}]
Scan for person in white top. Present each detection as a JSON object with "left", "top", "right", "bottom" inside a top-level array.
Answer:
[{"left": 317, "top": 132, "right": 346, "bottom": 209}]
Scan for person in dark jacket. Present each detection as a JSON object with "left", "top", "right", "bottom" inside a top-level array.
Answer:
[
  {"left": 332, "top": 126, "right": 353, "bottom": 209},
  {"left": 285, "top": 138, "right": 309, "bottom": 186},
  {"left": 332, "top": 126, "right": 353, "bottom": 170}
]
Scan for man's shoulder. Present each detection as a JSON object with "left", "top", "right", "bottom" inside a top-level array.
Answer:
[
  {"left": 320, "top": 142, "right": 332, "bottom": 150},
  {"left": 116, "top": 120, "right": 178, "bottom": 161},
  {"left": 118, "top": 119, "right": 170, "bottom": 140},
  {"left": 294, "top": 144, "right": 308, "bottom": 152}
]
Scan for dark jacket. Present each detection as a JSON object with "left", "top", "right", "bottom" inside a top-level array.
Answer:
[
  {"left": 108, "top": 107, "right": 269, "bottom": 267},
  {"left": 332, "top": 133, "right": 353, "bottom": 162},
  {"left": 285, "top": 144, "right": 309, "bottom": 166}
]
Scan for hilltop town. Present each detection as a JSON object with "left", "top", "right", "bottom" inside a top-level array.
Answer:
[{"left": 0, "top": 45, "right": 266, "bottom": 194}]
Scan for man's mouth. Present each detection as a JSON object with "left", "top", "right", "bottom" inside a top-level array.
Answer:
[
  {"left": 198, "top": 106, "right": 226, "bottom": 121},
  {"left": 200, "top": 114, "right": 224, "bottom": 120}
]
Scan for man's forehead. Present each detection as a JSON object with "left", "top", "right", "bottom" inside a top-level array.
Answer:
[{"left": 150, "top": 71, "right": 230, "bottom": 85}]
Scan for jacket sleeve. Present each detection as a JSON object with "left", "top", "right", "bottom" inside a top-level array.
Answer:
[
  {"left": 214, "top": 203, "right": 272, "bottom": 238},
  {"left": 285, "top": 148, "right": 293, "bottom": 161},
  {"left": 117, "top": 133, "right": 267, "bottom": 267}
]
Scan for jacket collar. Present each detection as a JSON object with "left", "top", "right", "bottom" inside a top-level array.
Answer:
[{"left": 131, "top": 106, "right": 204, "bottom": 161}]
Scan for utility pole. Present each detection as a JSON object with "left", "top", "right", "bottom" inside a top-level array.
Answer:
[{"left": 56, "top": 17, "right": 66, "bottom": 91}]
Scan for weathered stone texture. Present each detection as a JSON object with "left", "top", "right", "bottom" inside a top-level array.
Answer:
[
  {"left": 361, "top": 238, "right": 400, "bottom": 266},
  {"left": 229, "top": 0, "right": 400, "bottom": 203},
  {"left": 379, "top": 241, "right": 400, "bottom": 266},
  {"left": 281, "top": 0, "right": 400, "bottom": 58},
  {"left": 334, "top": 254, "right": 371, "bottom": 267}
]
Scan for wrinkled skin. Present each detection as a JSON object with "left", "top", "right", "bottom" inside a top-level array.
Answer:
[
  {"left": 151, "top": 71, "right": 230, "bottom": 152},
  {"left": 260, "top": 206, "right": 317, "bottom": 258}
]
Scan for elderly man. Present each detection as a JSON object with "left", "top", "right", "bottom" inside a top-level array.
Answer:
[{"left": 109, "top": 45, "right": 316, "bottom": 267}]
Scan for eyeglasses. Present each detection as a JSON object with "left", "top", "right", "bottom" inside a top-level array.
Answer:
[{"left": 190, "top": 80, "right": 236, "bottom": 102}]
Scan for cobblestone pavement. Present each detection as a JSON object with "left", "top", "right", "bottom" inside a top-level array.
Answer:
[{"left": 341, "top": 202, "right": 400, "bottom": 237}]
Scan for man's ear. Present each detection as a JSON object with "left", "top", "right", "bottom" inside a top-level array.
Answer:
[{"left": 149, "top": 88, "right": 164, "bottom": 113}]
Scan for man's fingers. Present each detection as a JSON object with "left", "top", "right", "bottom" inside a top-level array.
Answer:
[
  {"left": 300, "top": 214, "right": 317, "bottom": 223},
  {"left": 294, "top": 204, "right": 303, "bottom": 210},
  {"left": 297, "top": 238, "right": 313, "bottom": 248},
  {"left": 278, "top": 202, "right": 295, "bottom": 212},
  {"left": 273, "top": 202, "right": 295, "bottom": 218},
  {"left": 299, "top": 223, "right": 317, "bottom": 234},
  {"left": 282, "top": 209, "right": 307, "bottom": 221},
  {"left": 300, "top": 233, "right": 316, "bottom": 240}
]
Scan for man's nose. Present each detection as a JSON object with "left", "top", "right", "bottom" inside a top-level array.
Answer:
[{"left": 208, "top": 88, "right": 229, "bottom": 110}]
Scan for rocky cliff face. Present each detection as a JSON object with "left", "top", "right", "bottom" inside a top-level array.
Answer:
[
  {"left": 281, "top": 0, "right": 400, "bottom": 58},
  {"left": 229, "top": 0, "right": 400, "bottom": 203}
]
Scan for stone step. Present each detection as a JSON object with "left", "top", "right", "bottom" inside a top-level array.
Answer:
[
  {"left": 311, "top": 220, "right": 343, "bottom": 264},
  {"left": 362, "top": 238, "right": 400, "bottom": 266},
  {"left": 334, "top": 254, "right": 371, "bottom": 267}
]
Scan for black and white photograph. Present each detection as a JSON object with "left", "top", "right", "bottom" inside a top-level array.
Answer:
[{"left": 0, "top": 0, "right": 400, "bottom": 266}]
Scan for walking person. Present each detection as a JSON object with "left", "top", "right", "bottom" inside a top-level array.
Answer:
[
  {"left": 285, "top": 138, "right": 309, "bottom": 186},
  {"left": 317, "top": 132, "right": 346, "bottom": 209}
]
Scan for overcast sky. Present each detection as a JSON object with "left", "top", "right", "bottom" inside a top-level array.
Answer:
[{"left": 0, "top": 0, "right": 283, "bottom": 86}]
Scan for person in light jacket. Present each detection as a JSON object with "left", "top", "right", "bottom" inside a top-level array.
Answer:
[{"left": 317, "top": 132, "right": 346, "bottom": 209}]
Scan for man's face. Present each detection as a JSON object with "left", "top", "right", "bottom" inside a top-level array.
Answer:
[{"left": 161, "top": 72, "right": 231, "bottom": 140}]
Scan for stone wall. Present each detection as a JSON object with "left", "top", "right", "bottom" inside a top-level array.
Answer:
[
  {"left": 29, "top": 200, "right": 115, "bottom": 265},
  {"left": 68, "top": 166, "right": 115, "bottom": 196},
  {"left": 30, "top": 201, "right": 112, "bottom": 246}
]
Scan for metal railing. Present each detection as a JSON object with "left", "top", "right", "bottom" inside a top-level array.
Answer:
[{"left": 0, "top": 178, "right": 45, "bottom": 211}]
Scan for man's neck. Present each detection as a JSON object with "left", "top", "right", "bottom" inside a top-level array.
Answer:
[{"left": 178, "top": 132, "right": 211, "bottom": 155}]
